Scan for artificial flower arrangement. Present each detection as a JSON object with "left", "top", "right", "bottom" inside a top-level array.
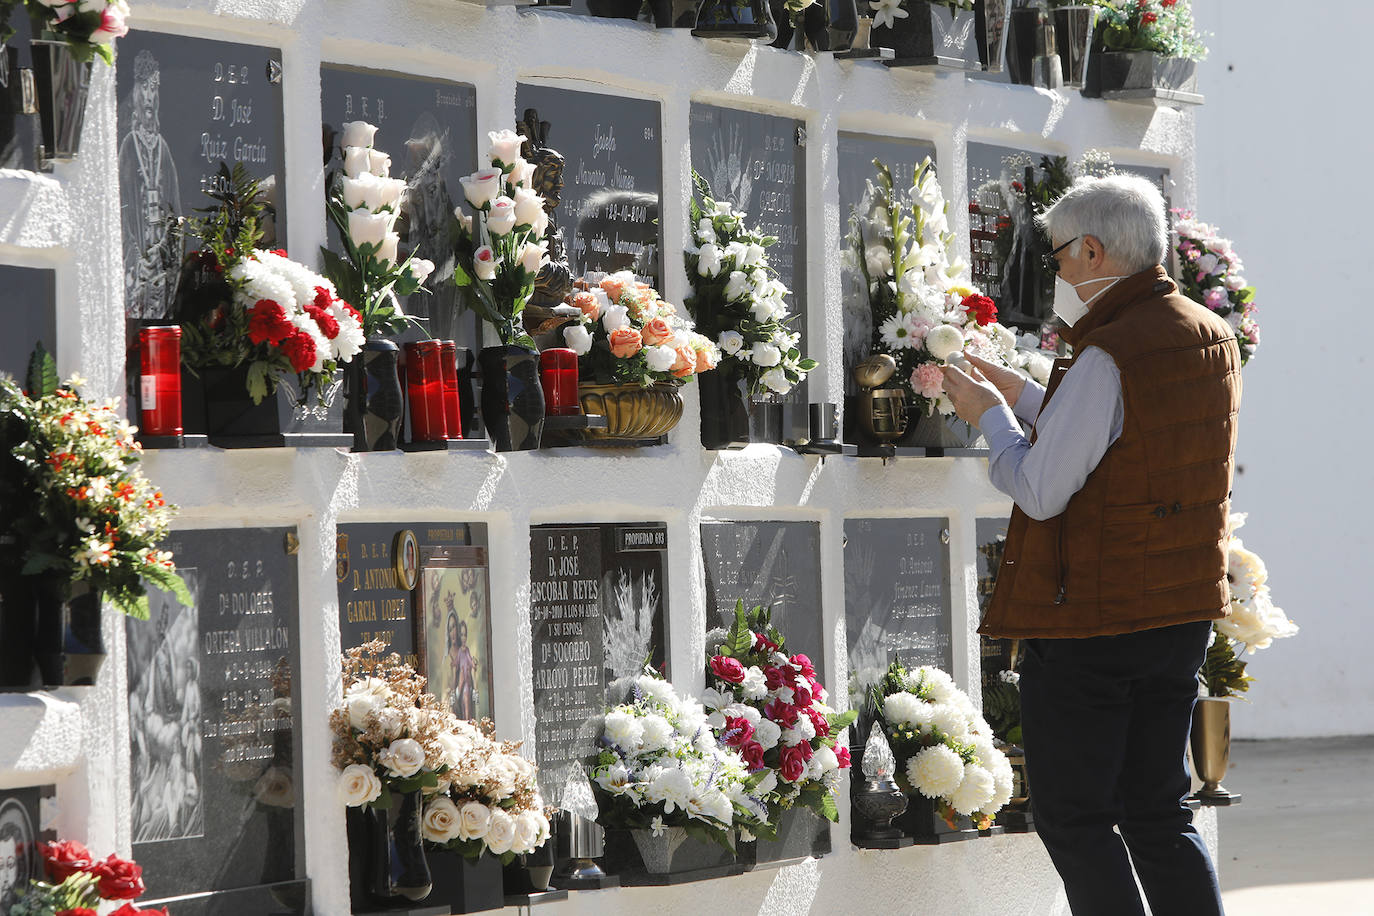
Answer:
[
  {"left": 0, "top": 346, "right": 189, "bottom": 618},
  {"left": 702, "top": 601, "right": 855, "bottom": 827},
  {"left": 178, "top": 164, "right": 364, "bottom": 404},
  {"left": 849, "top": 157, "right": 1020, "bottom": 416},
  {"left": 1093, "top": 0, "right": 1208, "bottom": 62},
  {"left": 589, "top": 667, "right": 772, "bottom": 850},
  {"left": 685, "top": 173, "right": 816, "bottom": 398},
  {"left": 6, "top": 838, "right": 165, "bottom": 916},
  {"left": 560, "top": 272, "right": 719, "bottom": 387},
  {"left": 0, "top": 0, "right": 130, "bottom": 66},
  {"left": 869, "top": 661, "right": 1013, "bottom": 828},
  {"left": 331, "top": 641, "right": 551, "bottom": 862},
  {"left": 449, "top": 129, "right": 551, "bottom": 350},
  {"left": 1171, "top": 209, "right": 1259, "bottom": 365},
  {"left": 320, "top": 121, "right": 435, "bottom": 340},
  {"left": 1200, "top": 514, "right": 1299, "bottom": 698}
]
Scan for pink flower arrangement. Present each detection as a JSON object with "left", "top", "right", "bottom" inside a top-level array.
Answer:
[
  {"left": 703, "top": 601, "right": 856, "bottom": 825},
  {"left": 1172, "top": 209, "right": 1260, "bottom": 365}
]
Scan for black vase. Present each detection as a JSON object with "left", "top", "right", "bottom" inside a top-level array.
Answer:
[
  {"left": 826, "top": 0, "right": 858, "bottom": 51},
  {"left": 478, "top": 345, "right": 544, "bottom": 452},
  {"left": 344, "top": 338, "right": 404, "bottom": 452},
  {"left": 649, "top": 0, "right": 700, "bottom": 28},
  {"left": 769, "top": 0, "right": 829, "bottom": 49},
  {"left": 693, "top": 0, "right": 778, "bottom": 41},
  {"left": 0, "top": 575, "right": 103, "bottom": 689},
  {"left": 0, "top": 572, "right": 37, "bottom": 687},
  {"left": 200, "top": 365, "right": 345, "bottom": 445},
  {"left": 348, "top": 792, "right": 433, "bottom": 907},
  {"left": 588, "top": 0, "right": 645, "bottom": 18}
]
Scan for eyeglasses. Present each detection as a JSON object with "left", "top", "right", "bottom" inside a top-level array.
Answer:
[{"left": 1042, "top": 237, "right": 1080, "bottom": 274}]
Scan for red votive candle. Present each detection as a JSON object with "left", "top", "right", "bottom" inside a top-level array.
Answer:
[
  {"left": 404, "top": 341, "right": 448, "bottom": 442},
  {"left": 138, "top": 326, "right": 182, "bottom": 436},
  {"left": 439, "top": 340, "right": 463, "bottom": 440},
  {"left": 540, "top": 347, "right": 580, "bottom": 416}
]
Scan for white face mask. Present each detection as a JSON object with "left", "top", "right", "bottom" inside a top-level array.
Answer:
[{"left": 1052, "top": 275, "right": 1127, "bottom": 327}]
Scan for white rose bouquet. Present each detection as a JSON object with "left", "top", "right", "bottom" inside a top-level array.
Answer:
[
  {"left": 685, "top": 173, "right": 816, "bottom": 398},
  {"left": 449, "top": 129, "right": 551, "bottom": 349},
  {"left": 561, "top": 272, "right": 719, "bottom": 388},
  {"left": 869, "top": 661, "right": 1013, "bottom": 829},
  {"left": 589, "top": 668, "right": 771, "bottom": 850},
  {"left": 320, "top": 121, "right": 435, "bottom": 340},
  {"left": 330, "top": 640, "right": 551, "bottom": 862},
  {"left": 702, "top": 601, "right": 856, "bottom": 830},
  {"left": 1200, "top": 514, "right": 1298, "bottom": 698},
  {"left": 848, "top": 157, "right": 1018, "bottom": 417}
]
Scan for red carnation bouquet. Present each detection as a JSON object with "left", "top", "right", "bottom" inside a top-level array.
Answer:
[
  {"left": 178, "top": 164, "right": 363, "bottom": 404},
  {"left": 7, "top": 839, "right": 168, "bottom": 915},
  {"left": 703, "top": 601, "right": 856, "bottom": 829}
]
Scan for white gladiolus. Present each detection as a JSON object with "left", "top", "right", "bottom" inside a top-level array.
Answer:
[{"left": 341, "top": 121, "right": 378, "bottom": 149}]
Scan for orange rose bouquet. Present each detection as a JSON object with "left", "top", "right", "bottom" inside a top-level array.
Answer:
[{"left": 559, "top": 271, "right": 719, "bottom": 388}]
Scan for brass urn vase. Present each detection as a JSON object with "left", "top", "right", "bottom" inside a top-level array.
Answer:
[
  {"left": 1190, "top": 696, "right": 1243, "bottom": 805},
  {"left": 578, "top": 383, "right": 684, "bottom": 440}
]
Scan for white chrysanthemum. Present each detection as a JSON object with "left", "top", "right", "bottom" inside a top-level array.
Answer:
[
  {"left": 906, "top": 744, "right": 965, "bottom": 799},
  {"left": 328, "top": 301, "right": 366, "bottom": 361},
  {"left": 646, "top": 767, "right": 695, "bottom": 814},
  {"left": 925, "top": 324, "right": 965, "bottom": 360},
  {"left": 636, "top": 675, "right": 678, "bottom": 709},
  {"left": 907, "top": 667, "right": 956, "bottom": 703},
  {"left": 231, "top": 258, "right": 297, "bottom": 311},
  {"left": 950, "top": 762, "right": 996, "bottom": 816},
  {"left": 639, "top": 714, "right": 674, "bottom": 752},
  {"left": 929, "top": 702, "right": 969, "bottom": 740},
  {"left": 754, "top": 718, "right": 782, "bottom": 751},
  {"left": 883, "top": 692, "right": 924, "bottom": 728},
  {"left": 603, "top": 710, "right": 644, "bottom": 753}
]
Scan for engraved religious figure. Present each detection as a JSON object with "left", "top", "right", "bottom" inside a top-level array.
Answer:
[
  {"left": 119, "top": 49, "right": 183, "bottom": 319},
  {"left": 517, "top": 108, "right": 573, "bottom": 309},
  {"left": 127, "top": 570, "right": 205, "bottom": 843},
  {"left": 400, "top": 112, "right": 464, "bottom": 341}
]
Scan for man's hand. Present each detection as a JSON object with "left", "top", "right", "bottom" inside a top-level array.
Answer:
[
  {"left": 966, "top": 352, "right": 1028, "bottom": 408},
  {"left": 941, "top": 361, "right": 1005, "bottom": 427}
]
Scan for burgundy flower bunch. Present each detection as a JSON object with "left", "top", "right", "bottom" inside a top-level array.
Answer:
[
  {"left": 7, "top": 840, "right": 168, "bottom": 916},
  {"left": 704, "top": 601, "right": 856, "bottom": 826}
]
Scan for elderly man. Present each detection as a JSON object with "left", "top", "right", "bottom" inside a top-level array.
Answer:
[{"left": 943, "top": 175, "right": 1239, "bottom": 916}]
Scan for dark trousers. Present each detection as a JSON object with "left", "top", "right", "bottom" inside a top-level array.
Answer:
[{"left": 1019, "top": 620, "right": 1224, "bottom": 916}]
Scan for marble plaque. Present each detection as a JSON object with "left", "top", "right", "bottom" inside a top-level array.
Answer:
[
  {"left": 837, "top": 133, "right": 938, "bottom": 397},
  {"left": 321, "top": 65, "right": 479, "bottom": 349},
  {"left": 514, "top": 84, "right": 663, "bottom": 286},
  {"left": 116, "top": 31, "right": 287, "bottom": 322},
  {"left": 690, "top": 103, "right": 809, "bottom": 439},
  {"left": 0, "top": 785, "right": 55, "bottom": 911},
  {"left": 529, "top": 522, "right": 668, "bottom": 804},
  {"left": 967, "top": 142, "right": 1044, "bottom": 330},
  {"left": 701, "top": 520, "right": 824, "bottom": 677},
  {"left": 843, "top": 517, "right": 953, "bottom": 710},
  {"left": 0, "top": 265, "right": 56, "bottom": 381},
  {"left": 128, "top": 527, "right": 305, "bottom": 908},
  {"left": 335, "top": 521, "right": 488, "bottom": 672}
]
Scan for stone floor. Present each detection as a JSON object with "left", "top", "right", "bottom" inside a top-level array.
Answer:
[{"left": 1217, "top": 736, "right": 1374, "bottom": 915}]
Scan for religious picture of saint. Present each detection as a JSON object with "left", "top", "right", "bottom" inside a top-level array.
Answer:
[
  {"left": 419, "top": 559, "right": 493, "bottom": 722},
  {"left": 118, "top": 49, "right": 183, "bottom": 319},
  {"left": 0, "top": 797, "right": 39, "bottom": 911},
  {"left": 126, "top": 569, "right": 205, "bottom": 843}
]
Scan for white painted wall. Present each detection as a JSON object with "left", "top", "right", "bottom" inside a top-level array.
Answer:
[
  {"left": 1195, "top": 0, "right": 1374, "bottom": 739},
  {"left": 0, "top": 1, "right": 1233, "bottom": 910}
]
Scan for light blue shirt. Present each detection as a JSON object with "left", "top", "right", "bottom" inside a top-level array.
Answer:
[{"left": 978, "top": 346, "right": 1125, "bottom": 521}]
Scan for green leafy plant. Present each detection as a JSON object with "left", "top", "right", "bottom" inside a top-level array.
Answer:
[{"left": 0, "top": 344, "right": 189, "bottom": 618}]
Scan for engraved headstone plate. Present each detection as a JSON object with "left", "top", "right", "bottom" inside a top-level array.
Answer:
[
  {"left": 843, "top": 516, "right": 953, "bottom": 712},
  {"left": 116, "top": 32, "right": 287, "bottom": 322},
  {"left": 967, "top": 142, "right": 1043, "bottom": 330},
  {"left": 0, "top": 785, "right": 55, "bottom": 912},
  {"left": 701, "top": 520, "right": 824, "bottom": 676},
  {"left": 127, "top": 527, "right": 305, "bottom": 909},
  {"left": 0, "top": 264, "right": 56, "bottom": 379},
  {"left": 335, "top": 522, "right": 489, "bottom": 672},
  {"left": 321, "top": 65, "right": 480, "bottom": 349},
  {"left": 513, "top": 84, "right": 663, "bottom": 286},
  {"left": 529, "top": 522, "right": 668, "bottom": 803},
  {"left": 690, "top": 103, "right": 809, "bottom": 440},
  {"left": 837, "top": 133, "right": 938, "bottom": 397},
  {"left": 0, "top": 8, "right": 37, "bottom": 171}
]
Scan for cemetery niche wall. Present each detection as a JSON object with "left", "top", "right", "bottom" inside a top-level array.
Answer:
[{"left": 0, "top": 0, "right": 1214, "bottom": 910}]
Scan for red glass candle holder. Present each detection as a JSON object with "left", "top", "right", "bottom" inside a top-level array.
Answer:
[
  {"left": 404, "top": 341, "right": 448, "bottom": 442},
  {"left": 138, "top": 326, "right": 182, "bottom": 436},
  {"left": 439, "top": 340, "right": 463, "bottom": 440},
  {"left": 540, "top": 348, "right": 580, "bottom": 417}
]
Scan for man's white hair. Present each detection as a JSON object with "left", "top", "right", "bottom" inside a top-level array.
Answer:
[{"left": 1037, "top": 174, "right": 1168, "bottom": 274}]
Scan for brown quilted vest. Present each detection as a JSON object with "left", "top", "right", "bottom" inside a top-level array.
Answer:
[{"left": 979, "top": 266, "right": 1242, "bottom": 639}]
